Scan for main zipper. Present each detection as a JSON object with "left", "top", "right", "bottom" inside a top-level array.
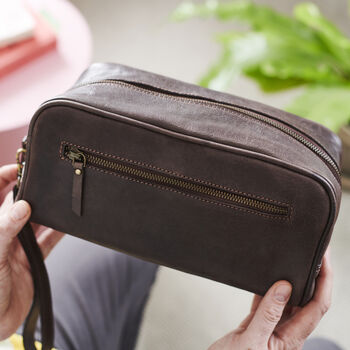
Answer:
[
  {"left": 63, "top": 145, "right": 289, "bottom": 218},
  {"left": 71, "top": 79, "right": 341, "bottom": 183}
]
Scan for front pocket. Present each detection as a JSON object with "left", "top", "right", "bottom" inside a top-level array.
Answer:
[{"left": 59, "top": 141, "right": 290, "bottom": 219}]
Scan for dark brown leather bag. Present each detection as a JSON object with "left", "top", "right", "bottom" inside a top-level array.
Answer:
[{"left": 14, "top": 63, "right": 342, "bottom": 349}]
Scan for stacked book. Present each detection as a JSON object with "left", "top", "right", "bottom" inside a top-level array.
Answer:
[{"left": 0, "top": 0, "right": 56, "bottom": 79}]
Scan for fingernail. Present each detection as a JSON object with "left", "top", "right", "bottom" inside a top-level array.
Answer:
[
  {"left": 274, "top": 283, "right": 292, "bottom": 302},
  {"left": 10, "top": 201, "right": 29, "bottom": 221}
]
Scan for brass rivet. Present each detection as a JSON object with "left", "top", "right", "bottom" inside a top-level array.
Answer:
[{"left": 75, "top": 169, "right": 82, "bottom": 175}]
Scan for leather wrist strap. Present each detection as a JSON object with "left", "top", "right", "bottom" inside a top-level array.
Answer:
[{"left": 13, "top": 186, "right": 54, "bottom": 350}]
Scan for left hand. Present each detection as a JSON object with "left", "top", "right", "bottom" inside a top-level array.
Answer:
[{"left": 0, "top": 164, "right": 64, "bottom": 340}]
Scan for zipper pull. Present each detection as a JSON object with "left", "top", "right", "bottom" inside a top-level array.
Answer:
[
  {"left": 66, "top": 147, "right": 86, "bottom": 216},
  {"left": 16, "top": 135, "right": 27, "bottom": 188}
]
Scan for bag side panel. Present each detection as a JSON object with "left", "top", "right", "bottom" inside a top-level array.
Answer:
[{"left": 18, "top": 104, "right": 334, "bottom": 305}]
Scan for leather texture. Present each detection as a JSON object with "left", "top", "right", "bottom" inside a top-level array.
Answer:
[{"left": 15, "top": 63, "right": 342, "bottom": 345}]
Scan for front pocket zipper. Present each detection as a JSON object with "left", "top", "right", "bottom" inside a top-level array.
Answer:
[
  {"left": 71, "top": 79, "right": 341, "bottom": 183},
  {"left": 62, "top": 143, "right": 290, "bottom": 219}
]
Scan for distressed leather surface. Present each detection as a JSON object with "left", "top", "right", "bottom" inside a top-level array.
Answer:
[
  {"left": 75, "top": 63, "right": 343, "bottom": 176},
  {"left": 17, "top": 63, "right": 342, "bottom": 306}
]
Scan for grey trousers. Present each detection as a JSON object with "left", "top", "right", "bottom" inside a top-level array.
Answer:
[
  {"left": 304, "top": 338, "right": 343, "bottom": 350},
  {"left": 32, "top": 235, "right": 158, "bottom": 350},
  {"left": 21, "top": 235, "right": 342, "bottom": 350}
]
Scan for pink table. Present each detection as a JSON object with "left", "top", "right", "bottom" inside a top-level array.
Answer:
[{"left": 0, "top": 0, "right": 92, "bottom": 165}]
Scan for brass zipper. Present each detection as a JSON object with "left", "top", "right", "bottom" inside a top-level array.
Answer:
[
  {"left": 66, "top": 147, "right": 86, "bottom": 216},
  {"left": 72, "top": 79, "right": 341, "bottom": 183},
  {"left": 16, "top": 136, "right": 27, "bottom": 188},
  {"left": 64, "top": 145, "right": 289, "bottom": 218}
]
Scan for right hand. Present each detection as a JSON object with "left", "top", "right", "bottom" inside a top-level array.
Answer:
[
  {"left": 0, "top": 164, "right": 64, "bottom": 340},
  {"left": 209, "top": 248, "right": 333, "bottom": 350}
]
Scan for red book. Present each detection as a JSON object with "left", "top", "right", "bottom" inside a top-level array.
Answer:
[{"left": 0, "top": 11, "right": 57, "bottom": 79}]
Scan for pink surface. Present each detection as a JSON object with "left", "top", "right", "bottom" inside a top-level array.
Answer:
[
  {"left": 0, "top": 9, "right": 57, "bottom": 79},
  {"left": 0, "top": 0, "right": 92, "bottom": 165}
]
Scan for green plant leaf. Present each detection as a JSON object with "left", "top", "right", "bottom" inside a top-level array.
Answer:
[
  {"left": 173, "top": 1, "right": 350, "bottom": 89},
  {"left": 294, "top": 2, "right": 350, "bottom": 70},
  {"left": 172, "top": 0, "right": 316, "bottom": 40},
  {"left": 199, "top": 31, "right": 268, "bottom": 90},
  {"left": 257, "top": 49, "right": 345, "bottom": 83},
  {"left": 172, "top": 1, "right": 350, "bottom": 130},
  {"left": 244, "top": 68, "right": 303, "bottom": 92},
  {"left": 198, "top": 47, "right": 239, "bottom": 90},
  {"left": 204, "top": 28, "right": 346, "bottom": 89},
  {"left": 286, "top": 84, "right": 350, "bottom": 132}
]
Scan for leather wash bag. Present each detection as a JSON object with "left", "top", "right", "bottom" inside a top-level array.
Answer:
[{"left": 14, "top": 63, "right": 342, "bottom": 349}]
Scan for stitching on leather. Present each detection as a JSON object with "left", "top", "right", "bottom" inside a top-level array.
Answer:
[
  {"left": 62, "top": 156, "right": 290, "bottom": 221},
  {"left": 84, "top": 81, "right": 335, "bottom": 156},
  {"left": 60, "top": 140, "right": 290, "bottom": 207},
  {"left": 20, "top": 102, "right": 335, "bottom": 307},
  {"left": 87, "top": 82, "right": 258, "bottom": 121},
  {"left": 47, "top": 103, "right": 335, "bottom": 305},
  {"left": 59, "top": 141, "right": 291, "bottom": 221},
  {"left": 115, "top": 79, "right": 334, "bottom": 156}
]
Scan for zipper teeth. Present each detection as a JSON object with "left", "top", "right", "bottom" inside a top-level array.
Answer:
[
  {"left": 228, "top": 105, "right": 341, "bottom": 179},
  {"left": 76, "top": 79, "right": 340, "bottom": 181},
  {"left": 80, "top": 152, "right": 288, "bottom": 216}
]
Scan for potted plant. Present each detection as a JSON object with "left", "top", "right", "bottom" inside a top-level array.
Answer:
[{"left": 173, "top": 1, "right": 350, "bottom": 189}]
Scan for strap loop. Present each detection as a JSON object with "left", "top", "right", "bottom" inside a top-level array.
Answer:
[{"left": 13, "top": 185, "right": 54, "bottom": 350}]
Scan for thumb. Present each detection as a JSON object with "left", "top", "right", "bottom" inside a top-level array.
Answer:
[
  {"left": 244, "top": 281, "right": 292, "bottom": 345},
  {"left": 0, "top": 200, "right": 31, "bottom": 257}
]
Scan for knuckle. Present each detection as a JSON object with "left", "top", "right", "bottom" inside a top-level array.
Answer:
[
  {"left": 277, "top": 331, "right": 305, "bottom": 349},
  {"left": 286, "top": 339, "right": 304, "bottom": 350},
  {"left": 319, "top": 300, "right": 331, "bottom": 315},
  {"left": 262, "top": 305, "right": 281, "bottom": 324},
  {"left": 297, "top": 325, "right": 314, "bottom": 341}
]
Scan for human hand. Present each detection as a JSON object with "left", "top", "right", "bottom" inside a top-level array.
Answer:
[
  {"left": 209, "top": 249, "right": 332, "bottom": 350},
  {"left": 0, "top": 164, "right": 64, "bottom": 340}
]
